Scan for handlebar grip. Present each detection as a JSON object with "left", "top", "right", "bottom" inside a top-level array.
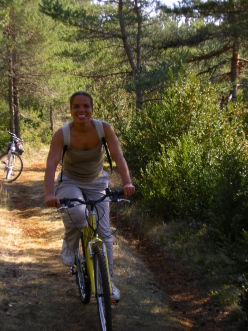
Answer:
[
  {"left": 115, "top": 189, "right": 124, "bottom": 196},
  {"left": 105, "top": 188, "right": 124, "bottom": 197}
]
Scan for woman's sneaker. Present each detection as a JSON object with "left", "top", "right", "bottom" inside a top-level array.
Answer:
[
  {"left": 110, "top": 282, "right": 120, "bottom": 303},
  {"left": 61, "top": 239, "right": 75, "bottom": 266}
]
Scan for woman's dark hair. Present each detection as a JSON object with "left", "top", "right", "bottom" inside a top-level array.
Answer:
[{"left": 69, "top": 91, "right": 93, "bottom": 109}]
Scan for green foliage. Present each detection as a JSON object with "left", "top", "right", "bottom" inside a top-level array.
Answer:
[
  {"left": 124, "top": 72, "right": 248, "bottom": 244},
  {"left": 0, "top": 0, "right": 84, "bottom": 136},
  {"left": 159, "top": 0, "right": 248, "bottom": 103},
  {"left": 39, "top": 0, "right": 185, "bottom": 107},
  {"left": 92, "top": 77, "right": 136, "bottom": 136},
  {"left": 0, "top": 132, "right": 9, "bottom": 153},
  {"left": 123, "top": 71, "right": 219, "bottom": 177},
  {"left": 20, "top": 106, "right": 53, "bottom": 146},
  {"left": 0, "top": 99, "right": 10, "bottom": 151},
  {"left": 239, "top": 273, "right": 248, "bottom": 328}
]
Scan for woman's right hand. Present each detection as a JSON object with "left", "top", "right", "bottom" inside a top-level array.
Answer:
[{"left": 45, "top": 193, "right": 60, "bottom": 208}]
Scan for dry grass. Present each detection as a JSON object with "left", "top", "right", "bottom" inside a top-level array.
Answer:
[{"left": 0, "top": 153, "right": 182, "bottom": 331}]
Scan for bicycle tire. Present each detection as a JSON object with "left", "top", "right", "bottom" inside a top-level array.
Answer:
[
  {"left": 0, "top": 152, "right": 23, "bottom": 182},
  {"left": 75, "top": 236, "right": 91, "bottom": 304},
  {"left": 94, "top": 244, "right": 112, "bottom": 331}
]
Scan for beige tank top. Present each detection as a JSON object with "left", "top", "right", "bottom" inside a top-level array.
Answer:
[{"left": 61, "top": 119, "right": 105, "bottom": 182}]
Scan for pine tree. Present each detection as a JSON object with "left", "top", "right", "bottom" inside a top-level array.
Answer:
[
  {"left": 39, "top": 0, "right": 176, "bottom": 108},
  {"left": 0, "top": 0, "right": 63, "bottom": 135},
  {"left": 158, "top": 0, "right": 248, "bottom": 103}
]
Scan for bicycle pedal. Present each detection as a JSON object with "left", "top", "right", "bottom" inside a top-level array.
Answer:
[
  {"left": 70, "top": 266, "right": 77, "bottom": 275},
  {"left": 111, "top": 299, "right": 119, "bottom": 304}
]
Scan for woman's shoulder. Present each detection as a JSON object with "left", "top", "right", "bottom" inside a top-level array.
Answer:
[
  {"left": 93, "top": 119, "right": 112, "bottom": 138},
  {"left": 53, "top": 123, "right": 71, "bottom": 146},
  {"left": 93, "top": 119, "right": 110, "bottom": 125},
  {"left": 51, "top": 128, "right": 64, "bottom": 147},
  {"left": 53, "top": 127, "right": 63, "bottom": 137},
  {"left": 100, "top": 121, "right": 116, "bottom": 141},
  {"left": 101, "top": 120, "right": 112, "bottom": 130},
  {"left": 54, "top": 122, "right": 71, "bottom": 134}
]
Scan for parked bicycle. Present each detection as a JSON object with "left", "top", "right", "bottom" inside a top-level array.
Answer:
[
  {"left": 0, "top": 132, "right": 24, "bottom": 182},
  {"left": 57, "top": 188, "right": 129, "bottom": 331}
]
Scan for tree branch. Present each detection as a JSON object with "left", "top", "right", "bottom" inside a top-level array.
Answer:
[{"left": 187, "top": 44, "right": 233, "bottom": 63}]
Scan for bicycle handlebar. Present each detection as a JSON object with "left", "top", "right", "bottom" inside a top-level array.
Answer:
[
  {"left": 8, "top": 132, "right": 24, "bottom": 144},
  {"left": 58, "top": 188, "right": 128, "bottom": 209}
]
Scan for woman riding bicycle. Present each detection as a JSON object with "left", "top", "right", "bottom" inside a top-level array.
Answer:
[{"left": 44, "top": 91, "right": 135, "bottom": 301}]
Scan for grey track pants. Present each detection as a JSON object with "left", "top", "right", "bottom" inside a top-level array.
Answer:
[{"left": 55, "top": 171, "right": 114, "bottom": 277}]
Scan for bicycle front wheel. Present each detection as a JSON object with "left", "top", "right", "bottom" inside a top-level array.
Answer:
[
  {"left": 94, "top": 244, "right": 112, "bottom": 331},
  {"left": 75, "top": 236, "right": 91, "bottom": 304},
  {"left": 0, "top": 152, "right": 23, "bottom": 182}
]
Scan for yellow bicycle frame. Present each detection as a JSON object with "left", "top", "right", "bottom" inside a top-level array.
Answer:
[{"left": 82, "top": 210, "right": 111, "bottom": 296}]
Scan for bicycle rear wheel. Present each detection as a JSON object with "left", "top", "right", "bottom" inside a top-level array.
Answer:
[
  {"left": 75, "top": 236, "right": 91, "bottom": 304},
  {"left": 94, "top": 244, "right": 112, "bottom": 331},
  {"left": 0, "top": 152, "right": 23, "bottom": 182}
]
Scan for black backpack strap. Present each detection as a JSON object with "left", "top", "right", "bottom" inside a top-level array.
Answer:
[
  {"left": 60, "top": 145, "right": 67, "bottom": 182},
  {"left": 101, "top": 137, "right": 112, "bottom": 173},
  {"left": 93, "top": 119, "right": 112, "bottom": 173}
]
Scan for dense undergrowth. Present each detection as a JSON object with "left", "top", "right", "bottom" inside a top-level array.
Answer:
[
  {"left": 115, "top": 200, "right": 248, "bottom": 330},
  {"left": 118, "top": 74, "right": 248, "bottom": 329}
]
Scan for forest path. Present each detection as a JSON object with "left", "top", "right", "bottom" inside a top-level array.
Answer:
[{"left": 0, "top": 155, "right": 231, "bottom": 330}]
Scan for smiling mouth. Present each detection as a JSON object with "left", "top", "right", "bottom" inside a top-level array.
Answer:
[{"left": 77, "top": 114, "right": 86, "bottom": 119}]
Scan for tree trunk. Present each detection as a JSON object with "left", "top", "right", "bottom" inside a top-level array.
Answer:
[
  {"left": 8, "top": 52, "right": 15, "bottom": 133},
  {"left": 50, "top": 105, "right": 54, "bottom": 134},
  {"left": 13, "top": 79, "right": 21, "bottom": 138},
  {"left": 230, "top": 42, "right": 239, "bottom": 102},
  {"left": 136, "top": 87, "right": 143, "bottom": 109},
  {"left": 6, "top": 24, "right": 15, "bottom": 133},
  {"left": 118, "top": 0, "right": 143, "bottom": 108},
  {"left": 134, "top": 0, "right": 142, "bottom": 110}
]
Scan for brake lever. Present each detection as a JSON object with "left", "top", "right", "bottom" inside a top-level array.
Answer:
[
  {"left": 56, "top": 206, "right": 68, "bottom": 212},
  {"left": 119, "top": 198, "right": 130, "bottom": 203},
  {"left": 56, "top": 201, "right": 75, "bottom": 212},
  {"left": 112, "top": 198, "right": 130, "bottom": 203}
]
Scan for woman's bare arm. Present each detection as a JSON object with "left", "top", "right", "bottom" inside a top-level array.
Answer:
[
  {"left": 103, "top": 122, "right": 135, "bottom": 196},
  {"left": 44, "top": 129, "right": 64, "bottom": 207}
]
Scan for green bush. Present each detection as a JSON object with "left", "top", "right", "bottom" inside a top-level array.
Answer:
[
  {"left": 0, "top": 102, "right": 11, "bottom": 152},
  {"left": 124, "top": 72, "right": 248, "bottom": 243},
  {"left": 239, "top": 272, "right": 248, "bottom": 329},
  {"left": 122, "top": 72, "right": 220, "bottom": 178},
  {"left": 0, "top": 132, "right": 9, "bottom": 154},
  {"left": 139, "top": 124, "right": 248, "bottom": 234},
  {"left": 20, "top": 106, "right": 54, "bottom": 147}
]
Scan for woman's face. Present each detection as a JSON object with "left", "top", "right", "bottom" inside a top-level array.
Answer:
[{"left": 70, "top": 94, "right": 93, "bottom": 124}]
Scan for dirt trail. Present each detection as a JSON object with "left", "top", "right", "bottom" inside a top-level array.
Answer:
[{"left": 0, "top": 156, "right": 232, "bottom": 331}]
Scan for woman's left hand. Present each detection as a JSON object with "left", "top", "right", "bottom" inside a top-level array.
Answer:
[{"left": 123, "top": 184, "right": 135, "bottom": 197}]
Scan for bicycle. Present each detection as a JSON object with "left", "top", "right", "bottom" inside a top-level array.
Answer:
[
  {"left": 57, "top": 188, "right": 129, "bottom": 331},
  {"left": 0, "top": 132, "right": 24, "bottom": 182}
]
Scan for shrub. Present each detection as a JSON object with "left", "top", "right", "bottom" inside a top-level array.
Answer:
[
  {"left": 0, "top": 102, "right": 11, "bottom": 151},
  {"left": 128, "top": 72, "right": 248, "bottom": 243},
  {"left": 122, "top": 72, "right": 220, "bottom": 178}
]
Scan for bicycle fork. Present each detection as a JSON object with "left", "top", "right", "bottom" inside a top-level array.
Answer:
[
  {"left": 83, "top": 212, "right": 112, "bottom": 297},
  {"left": 6, "top": 153, "right": 14, "bottom": 179}
]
